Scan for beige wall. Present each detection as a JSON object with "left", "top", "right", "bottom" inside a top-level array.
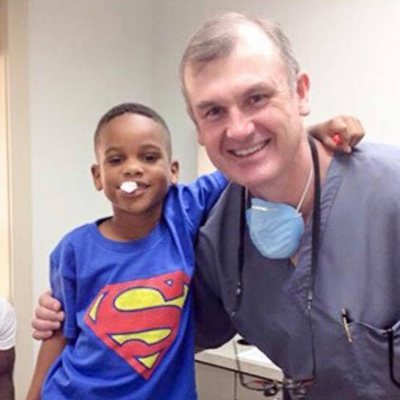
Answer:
[
  {"left": 0, "top": 0, "right": 11, "bottom": 299},
  {"left": 4, "top": 0, "right": 33, "bottom": 399}
]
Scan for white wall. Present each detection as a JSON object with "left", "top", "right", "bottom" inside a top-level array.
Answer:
[
  {"left": 29, "top": 0, "right": 155, "bottom": 319},
  {"left": 28, "top": 0, "right": 205, "bottom": 310},
  {"left": 154, "top": 0, "right": 400, "bottom": 146}
]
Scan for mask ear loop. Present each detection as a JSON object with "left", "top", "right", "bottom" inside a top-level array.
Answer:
[
  {"left": 249, "top": 161, "right": 313, "bottom": 214},
  {"left": 296, "top": 164, "right": 314, "bottom": 213}
]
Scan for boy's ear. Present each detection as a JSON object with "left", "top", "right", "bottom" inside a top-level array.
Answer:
[
  {"left": 170, "top": 160, "right": 180, "bottom": 185},
  {"left": 91, "top": 164, "right": 102, "bottom": 191}
]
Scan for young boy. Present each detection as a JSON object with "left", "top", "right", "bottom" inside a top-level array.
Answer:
[{"left": 26, "top": 102, "right": 228, "bottom": 400}]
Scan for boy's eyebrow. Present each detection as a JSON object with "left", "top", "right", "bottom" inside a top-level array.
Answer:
[
  {"left": 103, "top": 144, "right": 165, "bottom": 155},
  {"left": 104, "top": 147, "right": 123, "bottom": 155},
  {"left": 139, "top": 143, "right": 163, "bottom": 152}
]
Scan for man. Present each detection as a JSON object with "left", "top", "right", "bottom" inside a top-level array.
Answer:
[
  {"left": 182, "top": 12, "right": 400, "bottom": 400},
  {"left": 31, "top": 12, "right": 372, "bottom": 400},
  {"left": 0, "top": 297, "right": 16, "bottom": 400}
]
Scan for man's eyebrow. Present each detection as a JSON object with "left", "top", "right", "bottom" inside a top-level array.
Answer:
[
  {"left": 194, "top": 100, "right": 219, "bottom": 111},
  {"left": 194, "top": 83, "right": 274, "bottom": 111},
  {"left": 242, "top": 82, "right": 273, "bottom": 97}
]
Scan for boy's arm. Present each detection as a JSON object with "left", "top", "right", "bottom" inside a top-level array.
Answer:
[
  {"left": 26, "top": 330, "right": 66, "bottom": 400},
  {"left": 308, "top": 115, "right": 364, "bottom": 153},
  {"left": 0, "top": 348, "right": 15, "bottom": 400}
]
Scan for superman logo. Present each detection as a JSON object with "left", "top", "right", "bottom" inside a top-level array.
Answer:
[{"left": 84, "top": 270, "right": 190, "bottom": 379}]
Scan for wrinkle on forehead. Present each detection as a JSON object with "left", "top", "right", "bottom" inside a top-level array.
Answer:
[{"left": 187, "top": 53, "right": 290, "bottom": 109}]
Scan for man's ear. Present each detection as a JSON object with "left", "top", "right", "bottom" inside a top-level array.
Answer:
[
  {"left": 187, "top": 105, "right": 196, "bottom": 125},
  {"left": 296, "top": 72, "right": 310, "bottom": 116},
  {"left": 197, "top": 128, "right": 205, "bottom": 146},
  {"left": 186, "top": 105, "right": 205, "bottom": 146},
  {"left": 91, "top": 164, "right": 102, "bottom": 191},
  {"left": 170, "top": 160, "right": 180, "bottom": 185}
]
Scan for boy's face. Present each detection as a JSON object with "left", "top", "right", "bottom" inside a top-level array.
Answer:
[{"left": 91, "top": 113, "right": 179, "bottom": 220}]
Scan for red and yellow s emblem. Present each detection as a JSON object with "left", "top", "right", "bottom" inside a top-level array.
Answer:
[{"left": 84, "top": 271, "right": 189, "bottom": 379}]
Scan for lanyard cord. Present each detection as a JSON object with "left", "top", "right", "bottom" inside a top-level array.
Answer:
[
  {"left": 231, "top": 185, "right": 247, "bottom": 317},
  {"left": 306, "top": 136, "right": 321, "bottom": 388},
  {"left": 308, "top": 136, "right": 321, "bottom": 308}
]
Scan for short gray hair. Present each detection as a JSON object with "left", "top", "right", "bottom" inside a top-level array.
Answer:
[{"left": 180, "top": 12, "right": 300, "bottom": 105}]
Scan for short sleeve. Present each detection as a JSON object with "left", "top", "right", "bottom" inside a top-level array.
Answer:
[
  {"left": 180, "top": 171, "right": 228, "bottom": 230},
  {"left": 50, "top": 239, "right": 78, "bottom": 339},
  {"left": 0, "top": 298, "right": 16, "bottom": 350}
]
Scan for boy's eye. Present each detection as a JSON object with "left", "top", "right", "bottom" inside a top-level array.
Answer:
[
  {"left": 143, "top": 153, "right": 160, "bottom": 163},
  {"left": 106, "top": 155, "right": 123, "bottom": 165}
]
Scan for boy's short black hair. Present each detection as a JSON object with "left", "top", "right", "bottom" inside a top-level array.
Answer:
[{"left": 94, "top": 102, "right": 172, "bottom": 156}]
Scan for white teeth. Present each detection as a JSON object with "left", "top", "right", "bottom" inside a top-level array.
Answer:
[
  {"left": 120, "top": 181, "right": 138, "bottom": 193},
  {"left": 232, "top": 141, "right": 268, "bottom": 157}
]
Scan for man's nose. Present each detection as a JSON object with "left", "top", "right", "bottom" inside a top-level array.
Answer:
[{"left": 225, "top": 108, "right": 255, "bottom": 139}]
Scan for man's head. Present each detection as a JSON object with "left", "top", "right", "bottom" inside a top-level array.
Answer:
[
  {"left": 180, "top": 12, "right": 300, "bottom": 110},
  {"left": 91, "top": 103, "right": 179, "bottom": 219},
  {"left": 181, "top": 12, "right": 310, "bottom": 197}
]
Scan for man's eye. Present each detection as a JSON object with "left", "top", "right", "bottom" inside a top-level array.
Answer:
[
  {"left": 205, "top": 107, "right": 224, "bottom": 121},
  {"left": 248, "top": 94, "right": 268, "bottom": 107}
]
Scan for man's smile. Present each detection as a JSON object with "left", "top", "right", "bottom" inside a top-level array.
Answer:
[{"left": 229, "top": 138, "right": 271, "bottom": 157}]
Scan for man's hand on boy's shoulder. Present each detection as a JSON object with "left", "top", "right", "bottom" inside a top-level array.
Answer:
[{"left": 309, "top": 115, "right": 364, "bottom": 154}]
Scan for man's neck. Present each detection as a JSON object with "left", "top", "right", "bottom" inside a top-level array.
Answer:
[{"left": 249, "top": 138, "right": 333, "bottom": 221}]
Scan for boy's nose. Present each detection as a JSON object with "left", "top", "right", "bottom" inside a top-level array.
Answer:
[
  {"left": 123, "top": 161, "right": 144, "bottom": 176},
  {"left": 225, "top": 108, "right": 255, "bottom": 140}
]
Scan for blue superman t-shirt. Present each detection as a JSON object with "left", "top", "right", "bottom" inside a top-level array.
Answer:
[{"left": 42, "top": 172, "right": 227, "bottom": 400}]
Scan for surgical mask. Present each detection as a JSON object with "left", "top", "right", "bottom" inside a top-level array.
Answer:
[{"left": 246, "top": 167, "right": 313, "bottom": 259}]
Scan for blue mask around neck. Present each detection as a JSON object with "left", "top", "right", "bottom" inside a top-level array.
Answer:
[
  {"left": 245, "top": 164, "right": 313, "bottom": 259},
  {"left": 246, "top": 198, "right": 304, "bottom": 259}
]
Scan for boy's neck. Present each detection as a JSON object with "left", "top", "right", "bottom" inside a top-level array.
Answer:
[{"left": 98, "top": 211, "right": 161, "bottom": 241}]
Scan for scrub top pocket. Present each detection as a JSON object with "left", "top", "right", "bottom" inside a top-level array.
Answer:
[{"left": 348, "top": 317, "right": 400, "bottom": 398}]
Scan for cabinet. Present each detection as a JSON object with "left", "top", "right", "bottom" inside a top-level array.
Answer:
[
  {"left": 195, "top": 337, "right": 283, "bottom": 400},
  {"left": 195, "top": 362, "right": 235, "bottom": 400}
]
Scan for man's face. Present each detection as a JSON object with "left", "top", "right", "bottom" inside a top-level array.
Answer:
[{"left": 184, "top": 26, "right": 310, "bottom": 194}]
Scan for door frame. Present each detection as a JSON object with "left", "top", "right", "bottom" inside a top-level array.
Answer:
[{"left": 0, "top": 0, "right": 11, "bottom": 299}]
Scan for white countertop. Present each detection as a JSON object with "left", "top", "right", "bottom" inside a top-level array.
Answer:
[{"left": 195, "top": 336, "right": 283, "bottom": 382}]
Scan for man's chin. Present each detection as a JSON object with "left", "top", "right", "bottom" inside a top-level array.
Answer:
[{"left": 227, "top": 173, "right": 263, "bottom": 191}]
